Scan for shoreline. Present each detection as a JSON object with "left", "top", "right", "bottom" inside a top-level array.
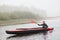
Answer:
[
  {"left": 0, "top": 22, "right": 30, "bottom": 26},
  {"left": 0, "top": 17, "right": 59, "bottom": 26},
  {"left": 0, "top": 19, "right": 31, "bottom": 26},
  {"left": 0, "top": 19, "right": 39, "bottom": 26}
]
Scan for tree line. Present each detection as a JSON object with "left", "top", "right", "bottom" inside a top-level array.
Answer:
[{"left": 0, "top": 11, "right": 40, "bottom": 20}]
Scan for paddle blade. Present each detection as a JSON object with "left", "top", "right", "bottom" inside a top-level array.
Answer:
[{"left": 31, "top": 20, "right": 36, "bottom": 23}]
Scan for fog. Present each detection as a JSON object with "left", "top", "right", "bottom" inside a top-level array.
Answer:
[
  {"left": 0, "top": 5, "right": 47, "bottom": 20},
  {"left": 0, "top": 0, "right": 60, "bottom": 17}
]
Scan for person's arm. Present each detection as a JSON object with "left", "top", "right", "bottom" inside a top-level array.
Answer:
[{"left": 37, "top": 24, "right": 42, "bottom": 26}]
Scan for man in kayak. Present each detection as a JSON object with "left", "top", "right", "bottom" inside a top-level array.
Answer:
[{"left": 38, "top": 21, "right": 48, "bottom": 28}]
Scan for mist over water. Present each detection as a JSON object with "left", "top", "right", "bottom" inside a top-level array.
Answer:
[{"left": 0, "top": 5, "right": 47, "bottom": 21}]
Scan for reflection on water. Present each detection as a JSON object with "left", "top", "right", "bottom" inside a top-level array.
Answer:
[
  {"left": 6, "top": 30, "right": 53, "bottom": 40},
  {"left": 42, "top": 31, "right": 48, "bottom": 40}
]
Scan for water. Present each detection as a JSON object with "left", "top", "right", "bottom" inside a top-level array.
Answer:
[{"left": 0, "top": 18, "right": 60, "bottom": 40}]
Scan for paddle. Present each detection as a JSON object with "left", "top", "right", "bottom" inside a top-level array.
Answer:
[
  {"left": 31, "top": 19, "right": 42, "bottom": 26},
  {"left": 31, "top": 19, "right": 37, "bottom": 24}
]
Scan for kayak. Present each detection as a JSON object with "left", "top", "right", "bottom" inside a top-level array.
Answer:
[{"left": 6, "top": 27, "right": 54, "bottom": 34}]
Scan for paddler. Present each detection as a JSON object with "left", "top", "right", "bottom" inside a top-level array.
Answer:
[{"left": 38, "top": 21, "right": 48, "bottom": 28}]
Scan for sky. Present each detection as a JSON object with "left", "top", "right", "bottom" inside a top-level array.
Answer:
[{"left": 0, "top": 0, "right": 60, "bottom": 17}]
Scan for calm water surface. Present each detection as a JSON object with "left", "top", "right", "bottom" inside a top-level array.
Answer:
[{"left": 0, "top": 18, "right": 60, "bottom": 40}]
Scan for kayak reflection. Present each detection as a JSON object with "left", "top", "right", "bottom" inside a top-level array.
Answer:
[
  {"left": 6, "top": 31, "right": 53, "bottom": 40},
  {"left": 42, "top": 30, "right": 53, "bottom": 40}
]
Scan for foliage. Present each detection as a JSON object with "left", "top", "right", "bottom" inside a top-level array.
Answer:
[{"left": 0, "top": 11, "right": 40, "bottom": 20}]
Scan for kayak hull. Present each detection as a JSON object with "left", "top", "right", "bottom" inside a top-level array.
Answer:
[{"left": 6, "top": 27, "right": 54, "bottom": 34}]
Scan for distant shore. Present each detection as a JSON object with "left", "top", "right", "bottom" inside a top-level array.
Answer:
[
  {"left": 0, "top": 17, "right": 59, "bottom": 26},
  {"left": 0, "top": 19, "right": 33, "bottom": 26}
]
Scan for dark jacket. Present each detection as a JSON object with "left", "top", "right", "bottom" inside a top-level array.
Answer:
[{"left": 38, "top": 24, "right": 48, "bottom": 28}]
